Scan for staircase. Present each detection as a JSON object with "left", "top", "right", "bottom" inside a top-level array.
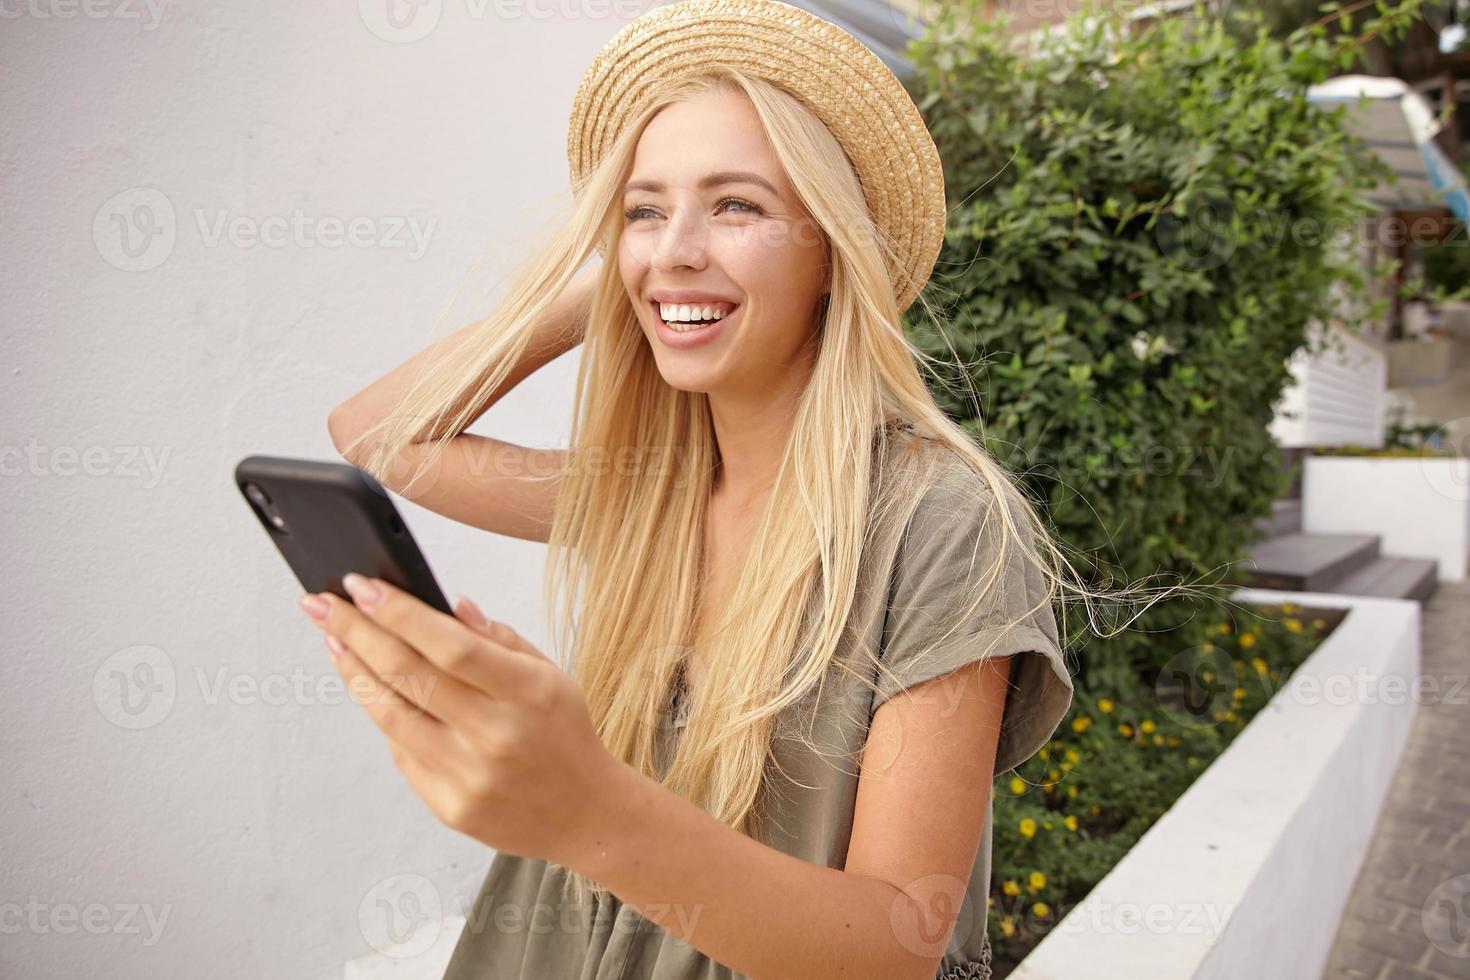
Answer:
[{"left": 1242, "top": 494, "right": 1440, "bottom": 603}]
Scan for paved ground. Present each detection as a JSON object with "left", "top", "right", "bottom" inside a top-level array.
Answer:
[{"left": 1320, "top": 578, "right": 1470, "bottom": 980}]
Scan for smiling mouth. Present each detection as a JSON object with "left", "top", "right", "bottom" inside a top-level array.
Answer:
[{"left": 652, "top": 301, "right": 739, "bottom": 330}]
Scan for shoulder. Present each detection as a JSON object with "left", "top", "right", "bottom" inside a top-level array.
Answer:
[{"left": 893, "top": 435, "right": 998, "bottom": 534}]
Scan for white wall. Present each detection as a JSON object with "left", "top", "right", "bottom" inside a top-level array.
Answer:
[
  {"left": 0, "top": 5, "right": 653, "bottom": 978},
  {"left": 1270, "top": 320, "right": 1388, "bottom": 449}
]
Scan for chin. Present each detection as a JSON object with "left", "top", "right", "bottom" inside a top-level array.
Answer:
[{"left": 653, "top": 365, "right": 719, "bottom": 395}]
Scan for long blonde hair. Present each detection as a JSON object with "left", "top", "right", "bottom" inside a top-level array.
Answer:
[{"left": 342, "top": 68, "right": 1168, "bottom": 909}]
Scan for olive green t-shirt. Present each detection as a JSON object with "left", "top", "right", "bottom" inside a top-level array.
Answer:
[{"left": 440, "top": 430, "right": 1074, "bottom": 980}]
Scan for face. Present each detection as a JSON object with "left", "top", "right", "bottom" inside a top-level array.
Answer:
[{"left": 617, "top": 88, "right": 830, "bottom": 396}]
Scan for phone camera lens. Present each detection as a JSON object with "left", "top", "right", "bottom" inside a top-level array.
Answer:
[{"left": 245, "top": 482, "right": 271, "bottom": 506}]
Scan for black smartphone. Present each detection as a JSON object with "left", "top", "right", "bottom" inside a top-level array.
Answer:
[{"left": 234, "top": 454, "right": 453, "bottom": 615}]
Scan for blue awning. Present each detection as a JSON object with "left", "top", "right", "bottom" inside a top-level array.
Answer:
[{"left": 1308, "top": 75, "right": 1470, "bottom": 222}]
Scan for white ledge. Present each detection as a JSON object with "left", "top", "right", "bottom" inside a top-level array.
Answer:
[{"left": 1011, "top": 588, "right": 1421, "bottom": 980}]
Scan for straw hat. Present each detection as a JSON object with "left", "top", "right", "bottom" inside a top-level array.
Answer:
[{"left": 566, "top": 0, "right": 947, "bottom": 313}]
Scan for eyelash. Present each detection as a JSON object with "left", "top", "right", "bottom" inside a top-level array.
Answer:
[{"left": 623, "top": 197, "right": 763, "bottom": 222}]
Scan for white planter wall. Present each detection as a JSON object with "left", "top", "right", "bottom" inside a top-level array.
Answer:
[
  {"left": 1270, "top": 321, "right": 1388, "bottom": 449},
  {"left": 1013, "top": 589, "right": 1421, "bottom": 980},
  {"left": 1303, "top": 456, "right": 1470, "bottom": 582}
]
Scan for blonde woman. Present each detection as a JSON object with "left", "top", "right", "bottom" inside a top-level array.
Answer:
[{"left": 306, "top": 2, "right": 1083, "bottom": 977}]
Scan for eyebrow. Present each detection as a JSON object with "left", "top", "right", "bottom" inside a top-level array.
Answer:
[{"left": 622, "top": 170, "right": 780, "bottom": 198}]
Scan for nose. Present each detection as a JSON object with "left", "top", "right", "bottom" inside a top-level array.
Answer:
[{"left": 649, "top": 198, "right": 710, "bottom": 273}]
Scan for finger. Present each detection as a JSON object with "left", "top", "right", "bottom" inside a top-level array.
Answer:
[
  {"left": 341, "top": 575, "right": 544, "bottom": 699},
  {"left": 452, "top": 594, "right": 548, "bottom": 661},
  {"left": 318, "top": 589, "right": 487, "bottom": 726},
  {"left": 328, "top": 631, "right": 455, "bottom": 764}
]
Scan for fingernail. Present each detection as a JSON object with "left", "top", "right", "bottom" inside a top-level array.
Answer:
[
  {"left": 453, "top": 593, "right": 488, "bottom": 628},
  {"left": 299, "top": 593, "right": 329, "bottom": 623},
  {"left": 342, "top": 573, "right": 382, "bottom": 608},
  {"left": 325, "top": 633, "right": 345, "bottom": 662}
]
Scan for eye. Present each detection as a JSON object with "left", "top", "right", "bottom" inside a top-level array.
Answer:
[
  {"left": 622, "top": 197, "right": 764, "bottom": 222},
  {"left": 715, "top": 196, "right": 762, "bottom": 214}
]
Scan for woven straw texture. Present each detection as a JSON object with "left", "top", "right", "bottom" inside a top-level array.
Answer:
[{"left": 566, "top": 0, "right": 946, "bottom": 313}]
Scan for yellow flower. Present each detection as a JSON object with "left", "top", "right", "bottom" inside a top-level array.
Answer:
[
  {"left": 1032, "top": 902, "right": 1051, "bottom": 918},
  {"left": 1066, "top": 785, "right": 1078, "bottom": 798},
  {"left": 1098, "top": 697, "right": 1114, "bottom": 713},
  {"left": 1251, "top": 657, "right": 1268, "bottom": 676},
  {"left": 1090, "top": 803, "right": 1101, "bottom": 815},
  {"left": 1071, "top": 716, "right": 1092, "bottom": 733},
  {"left": 1029, "top": 870, "right": 1047, "bottom": 889},
  {"left": 1202, "top": 641, "right": 1215, "bottom": 653},
  {"left": 1312, "top": 618, "right": 1326, "bottom": 629},
  {"left": 1042, "top": 821, "right": 1053, "bottom": 831},
  {"left": 1065, "top": 749, "right": 1080, "bottom": 764},
  {"left": 1010, "top": 777, "right": 1026, "bottom": 796},
  {"left": 1240, "top": 633, "right": 1256, "bottom": 648},
  {"left": 1187, "top": 756, "right": 1198, "bottom": 765},
  {"left": 1059, "top": 761, "right": 1073, "bottom": 772},
  {"left": 1003, "top": 879, "right": 1021, "bottom": 896},
  {"left": 1020, "top": 818, "right": 1037, "bottom": 839},
  {"left": 1233, "top": 688, "right": 1247, "bottom": 700},
  {"left": 1048, "top": 768, "right": 1061, "bottom": 781},
  {"left": 1140, "top": 719, "right": 1156, "bottom": 734},
  {"left": 1152, "top": 734, "right": 1164, "bottom": 746},
  {"left": 1167, "top": 737, "right": 1180, "bottom": 747},
  {"left": 1119, "top": 723, "right": 1134, "bottom": 737},
  {"left": 1000, "top": 917, "right": 1016, "bottom": 938},
  {"left": 1063, "top": 814, "right": 1078, "bottom": 831},
  {"left": 1038, "top": 748, "right": 1049, "bottom": 760},
  {"left": 1218, "top": 623, "right": 1233, "bottom": 635},
  {"left": 1285, "top": 618, "right": 1302, "bottom": 633}
]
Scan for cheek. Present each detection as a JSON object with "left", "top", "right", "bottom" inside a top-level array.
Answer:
[{"left": 616, "top": 238, "right": 637, "bottom": 277}]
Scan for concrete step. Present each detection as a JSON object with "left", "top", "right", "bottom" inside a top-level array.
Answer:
[
  {"left": 1241, "top": 532, "right": 1381, "bottom": 592},
  {"left": 1329, "top": 556, "right": 1440, "bottom": 603}
]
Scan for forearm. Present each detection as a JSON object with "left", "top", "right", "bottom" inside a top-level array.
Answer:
[{"left": 566, "top": 759, "right": 938, "bottom": 980}]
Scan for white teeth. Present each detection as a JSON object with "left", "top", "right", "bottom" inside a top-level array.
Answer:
[{"left": 658, "top": 302, "right": 732, "bottom": 324}]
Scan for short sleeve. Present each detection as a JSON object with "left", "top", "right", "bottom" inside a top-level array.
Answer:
[{"left": 873, "top": 465, "right": 1075, "bottom": 776}]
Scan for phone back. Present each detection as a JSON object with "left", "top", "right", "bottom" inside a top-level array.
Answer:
[{"left": 234, "top": 454, "right": 451, "bottom": 614}]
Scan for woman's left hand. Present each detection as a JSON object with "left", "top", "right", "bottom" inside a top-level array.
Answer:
[{"left": 298, "top": 574, "right": 621, "bottom": 866}]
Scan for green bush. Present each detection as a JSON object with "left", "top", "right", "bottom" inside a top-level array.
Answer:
[
  {"left": 1418, "top": 228, "right": 1470, "bottom": 294},
  {"left": 899, "top": 0, "right": 1425, "bottom": 965},
  {"left": 986, "top": 605, "right": 1334, "bottom": 965}
]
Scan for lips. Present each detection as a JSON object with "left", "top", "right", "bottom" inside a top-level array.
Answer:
[{"left": 651, "top": 300, "right": 739, "bottom": 349}]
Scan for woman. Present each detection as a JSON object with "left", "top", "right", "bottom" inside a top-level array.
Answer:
[{"left": 310, "top": 2, "right": 1084, "bottom": 977}]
